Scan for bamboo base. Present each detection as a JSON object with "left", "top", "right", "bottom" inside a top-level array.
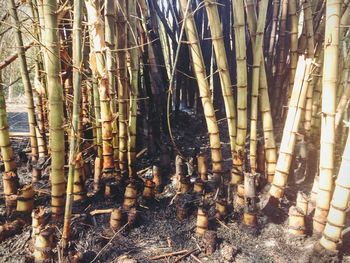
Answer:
[{"left": 196, "top": 207, "right": 208, "bottom": 236}]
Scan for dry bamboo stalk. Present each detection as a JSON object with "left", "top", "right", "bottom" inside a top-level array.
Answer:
[
  {"left": 270, "top": 56, "right": 312, "bottom": 199},
  {"left": 179, "top": 0, "right": 223, "bottom": 176},
  {"left": 319, "top": 129, "right": 350, "bottom": 252},
  {"left": 314, "top": 0, "right": 342, "bottom": 235},
  {"left": 232, "top": 0, "right": 248, "bottom": 184},
  {"left": 86, "top": 0, "right": 114, "bottom": 177},
  {"left": 205, "top": 0, "right": 236, "bottom": 163},
  {"left": 116, "top": 0, "right": 128, "bottom": 176}
]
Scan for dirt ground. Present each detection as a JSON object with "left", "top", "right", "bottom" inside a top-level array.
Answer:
[{"left": 0, "top": 105, "right": 349, "bottom": 263}]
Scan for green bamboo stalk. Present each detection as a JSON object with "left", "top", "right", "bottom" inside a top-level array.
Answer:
[
  {"left": 62, "top": 0, "right": 83, "bottom": 246},
  {"left": 40, "top": 0, "right": 66, "bottom": 219},
  {"left": 8, "top": 0, "right": 39, "bottom": 180},
  {"left": 104, "top": 0, "right": 119, "bottom": 175},
  {"left": 127, "top": 0, "right": 139, "bottom": 178},
  {"left": 0, "top": 71, "right": 19, "bottom": 212},
  {"left": 116, "top": 0, "right": 128, "bottom": 176}
]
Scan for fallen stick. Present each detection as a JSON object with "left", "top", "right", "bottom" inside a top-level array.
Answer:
[
  {"left": 173, "top": 248, "right": 199, "bottom": 263},
  {"left": 149, "top": 249, "right": 188, "bottom": 260},
  {"left": 190, "top": 254, "right": 204, "bottom": 263},
  {"left": 136, "top": 148, "right": 147, "bottom": 158},
  {"left": 90, "top": 209, "right": 113, "bottom": 216}
]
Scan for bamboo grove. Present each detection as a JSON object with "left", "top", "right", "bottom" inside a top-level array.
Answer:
[{"left": 0, "top": 0, "right": 349, "bottom": 261}]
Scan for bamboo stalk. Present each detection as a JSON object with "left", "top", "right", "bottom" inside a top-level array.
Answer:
[
  {"left": 62, "top": 0, "right": 83, "bottom": 246},
  {"left": 267, "top": 0, "right": 280, "bottom": 69},
  {"left": 86, "top": 0, "right": 114, "bottom": 177},
  {"left": 247, "top": 0, "right": 269, "bottom": 172},
  {"left": 116, "top": 0, "right": 129, "bottom": 176},
  {"left": 0, "top": 71, "right": 19, "bottom": 212},
  {"left": 270, "top": 56, "right": 312, "bottom": 199},
  {"left": 7, "top": 0, "right": 39, "bottom": 180},
  {"left": 245, "top": 0, "right": 277, "bottom": 180},
  {"left": 232, "top": 0, "right": 248, "bottom": 184},
  {"left": 104, "top": 0, "right": 119, "bottom": 176},
  {"left": 319, "top": 129, "right": 350, "bottom": 252},
  {"left": 314, "top": 0, "right": 342, "bottom": 235},
  {"left": 40, "top": 0, "right": 66, "bottom": 219},
  {"left": 287, "top": 0, "right": 299, "bottom": 113},
  {"left": 335, "top": 50, "right": 350, "bottom": 128},
  {"left": 204, "top": 0, "right": 236, "bottom": 165},
  {"left": 179, "top": 0, "right": 223, "bottom": 177},
  {"left": 127, "top": 0, "right": 139, "bottom": 178}
]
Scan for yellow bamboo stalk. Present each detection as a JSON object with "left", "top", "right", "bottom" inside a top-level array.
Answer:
[
  {"left": 270, "top": 56, "right": 312, "bottom": 199},
  {"left": 232, "top": 0, "right": 248, "bottom": 184},
  {"left": 204, "top": 0, "right": 236, "bottom": 165},
  {"left": 319, "top": 129, "right": 350, "bottom": 252},
  {"left": 314, "top": 0, "right": 342, "bottom": 235},
  {"left": 179, "top": 0, "right": 223, "bottom": 176}
]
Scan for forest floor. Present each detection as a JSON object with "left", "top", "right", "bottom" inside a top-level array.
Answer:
[{"left": 0, "top": 104, "right": 349, "bottom": 263}]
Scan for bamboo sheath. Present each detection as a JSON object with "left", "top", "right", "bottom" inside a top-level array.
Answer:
[
  {"left": 40, "top": 0, "right": 66, "bottom": 218},
  {"left": 63, "top": 0, "right": 83, "bottom": 246},
  {"left": 270, "top": 57, "right": 312, "bottom": 199},
  {"left": 105, "top": 0, "right": 119, "bottom": 175},
  {"left": 232, "top": 0, "right": 248, "bottom": 184},
  {"left": 7, "top": 0, "right": 39, "bottom": 179},
  {"left": 85, "top": 0, "right": 114, "bottom": 176},
  {"left": 204, "top": 0, "right": 236, "bottom": 163},
  {"left": 319, "top": 130, "right": 350, "bottom": 252},
  {"left": 179, "top": 0, "right": 223, "bottom": 176},
  {"left": 127, "top": 0, "right": 139, "bottom": 178},
  {"left": 116, "top": 0, "right": 128, "bottom": 176},
  {"left": 314, "top": 0, "right": 342, "bottom": 235}
]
